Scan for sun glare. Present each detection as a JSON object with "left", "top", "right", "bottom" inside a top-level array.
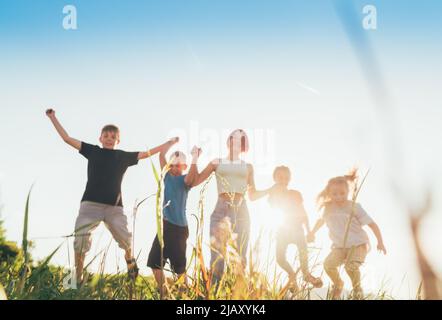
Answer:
[{"left": 251, "top": 202, "right": 285, "bottom": 236}]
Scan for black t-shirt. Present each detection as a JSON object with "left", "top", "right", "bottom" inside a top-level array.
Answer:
[{"left": 79, "top": 142, "right": 139, "bottom": 207}]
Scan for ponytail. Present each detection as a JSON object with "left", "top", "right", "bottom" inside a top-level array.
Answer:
[{"left": 344, "top": 168, "right": 358, "bottom": 183}]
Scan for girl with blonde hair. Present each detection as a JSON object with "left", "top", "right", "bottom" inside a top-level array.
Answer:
[{"left": 309, "top": 169, "right": 387, "bottom": 299}]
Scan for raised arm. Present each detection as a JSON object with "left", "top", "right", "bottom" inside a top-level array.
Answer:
[
  {"left": 46, "top": 109, "right": 81, "bottom": 150},
  {"left": 184, "top": 146, "right": 202, "bottom": 186},
  {"left": 156, "top": 137, "right": 179, "bottom": 170},
  {"left": 247, "top": 164, "right": 273, "bottom": 201},
  {"left": 192, "top": 160, "right": 217, "bottom": 187},
  {"left": 138, "top": 137, "right": 179, "bottom": 161}
]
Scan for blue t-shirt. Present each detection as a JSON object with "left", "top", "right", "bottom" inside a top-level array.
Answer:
[{"left": 163, "top": 173, "right": 190, "bottom": 227}]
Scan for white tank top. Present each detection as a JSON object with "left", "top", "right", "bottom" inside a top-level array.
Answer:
[{"left": 215, "top": 160, "right": 249, "bottom": 194}]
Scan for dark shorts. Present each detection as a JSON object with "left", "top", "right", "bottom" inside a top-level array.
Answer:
[{"left": 147, "top": 219, "right": 189, "bottom": 275}]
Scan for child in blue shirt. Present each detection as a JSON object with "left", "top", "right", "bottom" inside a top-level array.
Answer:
[{"left": 147, "top": 142, "right": 201, "bottom": 294}]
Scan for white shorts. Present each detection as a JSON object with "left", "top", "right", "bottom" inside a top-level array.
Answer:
[{"left": 74, "top": 201, "right": 131, "bottom": 254}]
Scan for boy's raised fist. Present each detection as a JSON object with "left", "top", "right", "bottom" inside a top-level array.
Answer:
[
  {"left": 46, "top": 108, "right": 55, "bottom": 117},
  {"left": 169, "top": 137, "right": 179, "bottom": 145}
]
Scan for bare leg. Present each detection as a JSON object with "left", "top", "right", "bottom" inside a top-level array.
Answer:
[
  {"left": 75, "top": 252, "right": 85, "bottom": 284},
  {"left": 152, "top": 268, "right": 166, "bottom": 296},
  {"left": 276, "top": 236, "right": 296, "bottom": 277},
  {"left": 324, "top": 249, "right": 345, "bottom": 299},
  {"left": 345, "top": 261, "right": 363, "bottom": 298},
  {"left": 124, "top": 248, "right": 132, "bottom": 261},
  {"left": 297, "top": 242, "right": 323, "bottom": 288},
  {"left": 124, "top": 248, "right": 139, "bottom": 280}
]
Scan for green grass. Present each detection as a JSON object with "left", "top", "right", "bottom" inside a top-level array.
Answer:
[{"left": 0, "top": 170, "right": 400, "bottom": 300}]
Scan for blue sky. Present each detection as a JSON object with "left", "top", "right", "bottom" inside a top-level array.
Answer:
[
  {"left": 1, "top": 0, "right": 441, "bottom": 298},
  {"left": 1, "top": 1, "right": 441, "bottom": 49}
]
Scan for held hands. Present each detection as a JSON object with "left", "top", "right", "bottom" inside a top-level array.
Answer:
[
  {"left": 377, "top": 242, "right": 387, "bottom": 255},
  {"left": 306, "top": 232, "right": 315, "bottom": 243}
]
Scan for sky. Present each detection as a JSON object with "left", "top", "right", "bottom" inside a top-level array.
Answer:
[{"left": 0, "top": 0, "right": 441, "bottom": 299}]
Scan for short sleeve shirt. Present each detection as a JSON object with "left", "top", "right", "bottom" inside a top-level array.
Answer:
[
  {"left": 323, "top": 202, "right": 374, "bottom": 248},
  {"left": 162, "top": 173, "right": 191, "bottom": 227},
  {"left": 79, "top": 142, "right": 139, "bottom": 207}
]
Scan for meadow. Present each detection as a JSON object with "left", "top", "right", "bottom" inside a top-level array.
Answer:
[{"left": 0, "top": 161, "right": 438, "bottom": 300}]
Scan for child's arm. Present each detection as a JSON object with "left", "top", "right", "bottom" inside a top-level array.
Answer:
[
  {"left": 138, "top": 137, "right": 179, "bottom": 161},
  {"left": 45, "top": 109, "right": 81, "bottom": 150},
  {"left": 157, "top": 137, "right": 179, "bottom": 170},
  {"left": 368, "top": 222, "right": 387, "bottom": 254},
  {"left": 292, "top": 191, "right": 311, "bottom": 233},
  {"left": 247, "top": 164, "right": 273, "bottom": 201},
  {"left": 303, "top": 213, "right": 313, "bottom": 243},
  {"left": 307, "top": 218, "right": 325, "bottom": 242},
  {"left": 184, "top": 146, "right": 202, "bottom": 186},
  {"left": 302, "top": 212, "right": 311, "bottom": 234}
]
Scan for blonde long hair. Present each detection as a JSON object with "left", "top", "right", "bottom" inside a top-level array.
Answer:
[{"left": 317, "top": 168, "right": 358, "bottom": 210}]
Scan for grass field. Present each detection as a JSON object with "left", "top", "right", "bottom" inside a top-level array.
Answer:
[
  {"left": 0, "top": 160, "right": 438, "bottom": 301},
  {"left": 0, "top": 172, "right": 398, "bottom": 301}
]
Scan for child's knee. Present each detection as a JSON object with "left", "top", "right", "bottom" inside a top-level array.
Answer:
[
  {"left": 106, "top": 219, "right": 132, "bottom": 251},
  {"left": 344, "top": 261, "right": 361, "bottom": 274},
  {"left": 74, "top": 234, "right": 92, "bottom": 255},
  {"left": 324, "top": 249, "right": 344, "bottom": 270},
  {"left": 210, "top": 252, "right": 225, "bottom": 275},
  {"left": 324, "top": 261, "right": 335, "bottom": 273},
  {"left": 115, "top": 233, "right": 132, "bottom": 251},
  {"left": 324, "top": 256, "right": 338, "bottom": 271}
]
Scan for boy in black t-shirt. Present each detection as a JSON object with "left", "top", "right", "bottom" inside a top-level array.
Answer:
[{"left": 46, "top": 109, "right": 177, "bottom": 283}]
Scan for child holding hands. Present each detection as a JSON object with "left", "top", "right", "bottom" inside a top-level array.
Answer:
[{"left": 309, "top": 170, "right": 387, "bottom": 299}]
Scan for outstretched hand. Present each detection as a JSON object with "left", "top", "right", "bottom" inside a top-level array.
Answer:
[
  {"left": 161, "top": 137, "right": 179, "bottom": 153},
  {"left": 377, "top": 242, "right": 387, "bottom": 255},
  {"left": 168, "top": 137, "right": 179, "bottom": 146}
]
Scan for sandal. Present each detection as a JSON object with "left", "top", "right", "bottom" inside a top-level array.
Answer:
[
  {"left": 352, "top": 287, "right": 364, "bottom": 300},
  {"left": 287, "top": 274, "right": 299, "bottom": 293},
  {"left": 288, "top": 281, "right": 299, "bottom": 293},
  {"left": 126, "top": 258, "right": 139, "bottom": 280},
  {"left": 304, "top": 274, "right": 323, "bottom": 288},
  {"left": 331, "top": 281, "right": 344, "bottom": 300}
]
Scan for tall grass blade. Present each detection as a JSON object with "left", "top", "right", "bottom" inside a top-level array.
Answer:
[{"left": 18, "top": 185, "right": 34, "bottom": 295}]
